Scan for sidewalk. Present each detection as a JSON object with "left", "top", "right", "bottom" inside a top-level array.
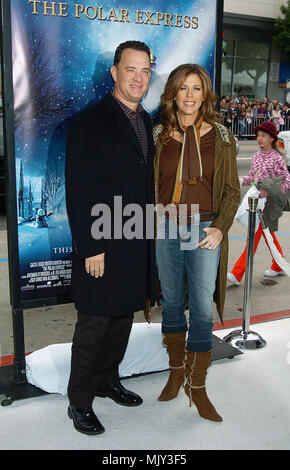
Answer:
[{"left": 0, "top": 318, "right": 290, "bottom": 450}]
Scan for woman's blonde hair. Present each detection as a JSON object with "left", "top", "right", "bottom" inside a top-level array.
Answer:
[{"left": 158, "top": 63, "right": 220, "bottom": 145}]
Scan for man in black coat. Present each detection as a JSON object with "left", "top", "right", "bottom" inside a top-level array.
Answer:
[{"left": 65, "top": 41, "right": 156, "bottom": 435}]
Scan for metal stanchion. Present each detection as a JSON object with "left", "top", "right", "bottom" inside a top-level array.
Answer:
[{"left": 224, "top": 196, "right": 267, "bottom": 349}]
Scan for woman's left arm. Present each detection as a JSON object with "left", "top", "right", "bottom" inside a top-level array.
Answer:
[{"left": 204, "top": 132, "right": 240, "bottom": 248}]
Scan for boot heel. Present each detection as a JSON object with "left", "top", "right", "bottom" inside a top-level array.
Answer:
[
  {"left": 67, "top": 407, "right": 73, "bottom": 419},
  {"left": 184, "top": 351, "right": 223, "bottom": 422}
]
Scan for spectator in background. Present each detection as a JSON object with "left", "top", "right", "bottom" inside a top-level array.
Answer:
[
  {"left": 220, "top": 97, "right": 232, "bottom": 128},
  {"left": 257, "top": 103, "right": 267, "bottom": 116},
  {"left": 266, "top": 104, "right": 272, "bottom": 120},
  {"left": 237, "top": 103, "right": 246, "bottom": 138},
  {"left": 246, "top": 106, "right": 254, "bottom": 133},
  {"left": 246, "top": 106, "right": 253, "bottom": 123},
  {"left": 262, "top": 97, "right": 268, "bottom": 106},
  {"left": 252, "top": 104, "right": 258, "bottom": 116},
  {"left": 272, "top": 103, "right": 282, "bottom": 131},
  {"left": 229, "top": 101, "right": 238, "bottom": 120},
  {"left": 280, "top": 105, "right": 287, "bottom": 126}
]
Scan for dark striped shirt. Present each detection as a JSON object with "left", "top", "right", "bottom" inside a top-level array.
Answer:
[{"left": 112, "top": 92, "right": 148, "bottom": 163}]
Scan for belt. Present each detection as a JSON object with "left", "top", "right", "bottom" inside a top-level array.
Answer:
[
  {"left": 199, "top": 212, "right": 216, "bottom": 222},
  {"left": 165, "top": 212, "right": 216, "bottom": 225}
]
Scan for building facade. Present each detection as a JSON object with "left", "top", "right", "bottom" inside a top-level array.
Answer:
[{"left": 222, "top": 0, "right": 289, "bottom": 103}]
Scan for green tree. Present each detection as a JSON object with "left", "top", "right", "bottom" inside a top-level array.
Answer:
[{"left": 273, "top": 0, "right": 290, "bottom": 62}]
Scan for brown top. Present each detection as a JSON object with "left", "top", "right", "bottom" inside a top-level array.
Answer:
[{"left": 159, "top": 127, "right": 215, "bottom": 214}]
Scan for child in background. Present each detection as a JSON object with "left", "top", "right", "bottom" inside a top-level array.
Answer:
[{"left": 228, "top": 121, "right": 290, "bottom": 285}]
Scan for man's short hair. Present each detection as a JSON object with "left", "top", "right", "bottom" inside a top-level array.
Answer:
[{"left": 114, "top": 40, "right": 151, "bottom": 66}]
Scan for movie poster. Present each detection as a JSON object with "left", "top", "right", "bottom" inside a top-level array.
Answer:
[{"left": 9, "top": 0, "right": 218, "bottom": 303}]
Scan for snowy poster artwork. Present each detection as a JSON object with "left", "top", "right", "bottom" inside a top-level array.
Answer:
[{"left": 9, "top": 0, "right": 219, "bottom": 303}]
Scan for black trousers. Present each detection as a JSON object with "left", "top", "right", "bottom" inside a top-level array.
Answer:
[{"left": 68, "top": 312, "right": 134, "bottom": 408}]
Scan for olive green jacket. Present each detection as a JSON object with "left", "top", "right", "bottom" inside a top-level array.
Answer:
[{"left": 154, "top": 121, "right": 240, "bottom": 324}]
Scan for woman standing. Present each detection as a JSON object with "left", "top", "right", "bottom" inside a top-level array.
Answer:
[
  {"left": 246, "top": 105, "right": 254, "bottom": 134},
  {"left": 227, "top": 121, "right": 290, "bottom": 285},
  {"left": 272, "top": 104, "right": 282, "bottom": 131},
  {"left": 266, "top": 104, "right": 272, "bottom": 120},
  {"left": 154, "top": 64, "right": 240, "bottom": 422}
]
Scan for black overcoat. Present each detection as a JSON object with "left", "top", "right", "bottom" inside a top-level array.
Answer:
[{"left": 65, "top": 93, "right": 156, "bottom": 316}]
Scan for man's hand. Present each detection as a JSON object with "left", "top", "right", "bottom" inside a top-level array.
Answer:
[
  {"left": 197, "top": 227, "right": 223, "bottom": 250},
  {"left": 85, "top": 253, "right": 105, "bottom": 278}
]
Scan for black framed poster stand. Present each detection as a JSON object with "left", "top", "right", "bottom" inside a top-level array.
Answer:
[{"left": 0, "top": 0, "right": 72, "bottom": 405}]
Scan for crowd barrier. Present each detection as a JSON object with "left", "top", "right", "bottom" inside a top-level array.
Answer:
[{"left": 225, "top": 116, "right": 290, "bottom": 138}]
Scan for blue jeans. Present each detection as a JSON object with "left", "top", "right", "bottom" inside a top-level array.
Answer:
[{"left": 156, "top": 216, "right": 221, "bottom": 352}]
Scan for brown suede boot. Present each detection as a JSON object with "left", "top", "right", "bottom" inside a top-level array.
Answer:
[
  {"left": 158, "top": 332, "right": 186, "bottom": 401},
  {"left": 184, "top": 350, "right": 223, "bottom": 422}
]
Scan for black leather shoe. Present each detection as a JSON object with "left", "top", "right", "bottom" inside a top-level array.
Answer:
[
  {"left": 68, "top": 405, "right": 105, "bottom": 435},
  {"left": 95, "top": 383, "right": 143, "bottom": 406}
]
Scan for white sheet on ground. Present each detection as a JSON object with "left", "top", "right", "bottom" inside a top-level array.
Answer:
[{"left": 26, "top": 323, "right": 169, "bottom": 395}]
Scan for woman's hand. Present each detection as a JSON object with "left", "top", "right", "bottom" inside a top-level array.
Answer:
[
  {"left": 85, "top": 253, "right": 105, "bottom": 278},
  {"left": 197, "top": 227, "right": 223, "bottom": 250}
]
